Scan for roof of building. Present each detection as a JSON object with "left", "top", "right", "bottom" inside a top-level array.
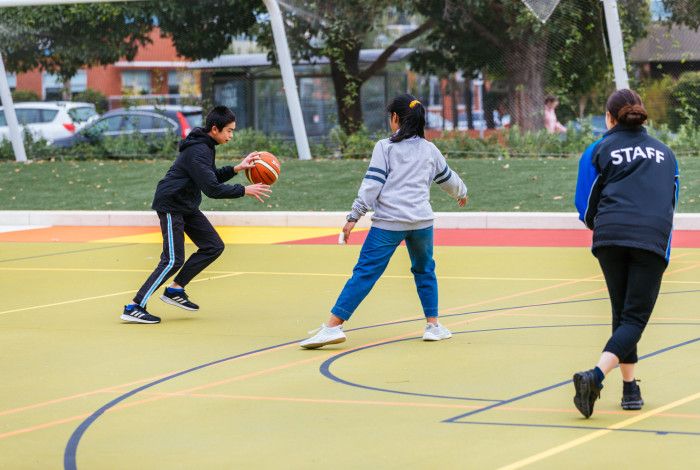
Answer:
[
  {"left": 629, "top": 23, "right": 700, "bottom": 63},
  {"left": 187, "top": 48, "right": 415, "bottom": 69}
]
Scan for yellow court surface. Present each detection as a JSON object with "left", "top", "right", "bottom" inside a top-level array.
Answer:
[{"left": 1, "top": 226, "right": 699, "bottom": 469}]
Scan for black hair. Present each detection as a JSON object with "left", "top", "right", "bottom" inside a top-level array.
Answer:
[
  {"left": 386, "top": 93, "right": 425, "bottom": 143},
  {"left": 544, "top": 95, "right": 558, "bottom": 105},
  {"left": 204, "top": 105, "right": 236, "bottom": 132},
  {"left": 606, "top": 89, "right": 648, "bottom": 127}
]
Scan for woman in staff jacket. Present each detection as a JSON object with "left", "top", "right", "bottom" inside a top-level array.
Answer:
[{"left": 572, "top": 88, "right": 679, "bottom": 418}]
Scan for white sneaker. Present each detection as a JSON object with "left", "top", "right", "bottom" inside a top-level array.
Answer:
[
  {"left": 299, "top": 324, "right": 346, "bottom": 349},
  {"left": 422, "top": 322, "right": 452, "bottom": 341}
]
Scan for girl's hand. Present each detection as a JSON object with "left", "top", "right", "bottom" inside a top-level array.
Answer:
[
  {"left": 341, "top": 221, "right": 356, "bottom": 243},
  {"left": 244, "top": 183, "right": 272, "bottom": 203},
  {"left": 458, "top": 196, "right": 468, "bottom": 207},
  {"left": 234, "top": 152, "right": 261, "bottom": 172}
]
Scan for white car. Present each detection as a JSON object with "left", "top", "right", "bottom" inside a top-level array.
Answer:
[{"left": 0, "top": 101, "right": 98, "bottom": 143}]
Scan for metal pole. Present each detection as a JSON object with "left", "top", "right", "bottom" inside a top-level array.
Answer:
[
  {"left": 263, "top": 0, "right": 312, "bottom": 160},
  {"left": 602, "top": 0, "right": 630, "bottom": 90},
  {"left": 0, "top": 52, "right": 27, "bottom": 162}
]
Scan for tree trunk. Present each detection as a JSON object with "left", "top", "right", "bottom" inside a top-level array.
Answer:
[
  {"left": 62, "top": 79, "right": 72, "bottom": 101},
  {"left": 329, "top": 45, "right": 364, "bottom": 135},
  {"left": 504, "top": 36, "right": 548, "bottom": 131}
]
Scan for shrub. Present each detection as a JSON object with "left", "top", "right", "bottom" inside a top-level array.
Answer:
[
  {"left": 11, "top": 89, "right": 40, "bottom": 102},
  {"left": 639, "top": 76, "right": 675, "bottom": 126},
  {"left": 73, "top": 89, "right": 109, "bottom": 114},
  {"left": 669, "top": 71, "right": 700, "bottom": 131}
]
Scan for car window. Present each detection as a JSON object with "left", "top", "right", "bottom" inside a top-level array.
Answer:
[
  {"left": 90, "top": 116, "right": 123, "bottom": 133},
  {"left": 68, "top": 107, "right": 97, "bottom": 123},
  {"left": 152, "top": 116, "right": 175, "bottom": 130},
  {"left": 121, "top": 114, "right": 148, "bottom": 131},
  {"left": 41, "top": 109, "right": 59, "bottom": 122},
  {"left": 15, "top": 109, "right": 42, "bottom": 124},
  {"left": 184, "top": 112, "right": 202, "bottom": 128}
]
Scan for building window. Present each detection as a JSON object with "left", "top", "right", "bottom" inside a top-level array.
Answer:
[
  {"left": 6, "top": 73, "right": 16, "bottom": 92},
  {"left": 121, "top": 70, "right": 151, "bottom": 94},
  {"left": 42, "top": 70, "right": 88, "bottom": 100}
]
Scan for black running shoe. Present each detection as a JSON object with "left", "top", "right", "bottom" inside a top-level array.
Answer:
[
  {"left": 160, "top": 288, "right": 199, "bottom": 311},
  {"left": 573, "top": 369, "right": 603, "bottom": 418},
  {"left": 120, "top": 305, "right": 160, "bottom": 324},
  {"left": 621, "top": 380, "right": 644, "bottom": 410}
]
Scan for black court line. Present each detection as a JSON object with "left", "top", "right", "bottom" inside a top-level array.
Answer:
[
  {"left": 63, "top": 290, "right": 700, "bottom": 470},
  {"left": 321, "top": 323, "right": 700, "bottom": 436},
  {"left": 0, "top": 243, "right": 137, "bottom": 264},
  {"left": 443, "top": 332, "right": 700, "bottom": 423}
]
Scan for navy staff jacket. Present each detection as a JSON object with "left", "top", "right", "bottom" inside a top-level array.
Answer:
[{"left": 574, "top": 125, "right": 679, "bottom": 262}]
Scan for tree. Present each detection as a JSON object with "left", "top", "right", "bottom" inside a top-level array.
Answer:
[
  {"left": 0, "top": 4, "right": 153, "bottom": 85},
  {"left": 254, "top": 2, "right": 434, "bottom": 134},
  {"left": 411, "top": 0, "right": 649, "bottom": 130},
  {"left": 145, "top": 0, "right": 261, "bottom": 60}
]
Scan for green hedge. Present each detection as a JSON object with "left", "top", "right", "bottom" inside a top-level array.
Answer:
[{"left": 1, "top": 123, "right": 698, "bottom": 162}]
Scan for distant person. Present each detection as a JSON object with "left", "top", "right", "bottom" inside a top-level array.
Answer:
[
  {"left": 572, "top": 89, "right": 679, "bottom": 418},
  {"left": 544, "top": 95, "right": 567, "bottom": 134},
  {"left": 121, "top": 106, "right": 272, "bottom": 324},
  {"left": 300, "top": 94, "right": 468, "bottom": 349}
]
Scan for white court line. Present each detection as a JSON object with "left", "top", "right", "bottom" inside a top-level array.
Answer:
[{"left": 0, "top": 272, "right": 243, "bottom": 317}]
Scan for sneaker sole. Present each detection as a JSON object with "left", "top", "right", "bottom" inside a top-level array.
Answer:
[
  {"left": 300, "top": 336, "right": 346, "bottom": 349},
  {"left": 573, "top": 373, "right": 593, "bottom": 418},
  {"left": 422, "top": 333, "right": 452, "bottom": 341},
  {"left": 621, "top": 400, "right": 644, "bottom": 410},
  {"left": 120, "top": 314, "right": 160, "bottom": 324},
  {"left": 160, "top": 295, "right": 199, "bottom": 311}
]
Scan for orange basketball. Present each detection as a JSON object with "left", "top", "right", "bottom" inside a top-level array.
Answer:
[{"left": 245, "top": 151, "right": 281, "bottom": 185}]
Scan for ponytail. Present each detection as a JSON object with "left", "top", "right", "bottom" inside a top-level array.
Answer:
[
  {"left": 606, "top": 89, "right": 648, "bottom": 128},
  {"left": 386, "top": 94, "right": 426, "bottom": 142}
]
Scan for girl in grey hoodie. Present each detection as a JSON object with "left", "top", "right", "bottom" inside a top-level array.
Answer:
[{"left": 301, "top": 94, "right": 468, "bottom": 349}]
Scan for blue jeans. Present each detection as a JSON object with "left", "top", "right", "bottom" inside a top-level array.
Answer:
[{"left": 332, "top": 226, "right": 438, "bottom": 320}]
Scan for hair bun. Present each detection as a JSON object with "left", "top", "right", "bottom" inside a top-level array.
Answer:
[{"left": 617, "top": 103, "right": 647, "bottom": 126}]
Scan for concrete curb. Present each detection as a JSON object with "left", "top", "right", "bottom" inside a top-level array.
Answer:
[{"left": 2, "top": 210, "right": 700, "bottom": 230}]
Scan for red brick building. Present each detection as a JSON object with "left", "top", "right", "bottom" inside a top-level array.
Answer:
[{"left": 12, "top": 29, "right": 197, "bottom": 107}]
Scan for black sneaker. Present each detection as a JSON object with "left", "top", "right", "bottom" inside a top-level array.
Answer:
[
  {"left": 573, "top": 369, "right": 603, "bottom": 418},
  {"left": 120, "top": 305, "right": 161, "bottom": 324},
  {"left": 160, "top": 288, "right": 199, "bottom": 311},
  {"left": 621, "top": 380, "right": 644, "bottom": 410}
]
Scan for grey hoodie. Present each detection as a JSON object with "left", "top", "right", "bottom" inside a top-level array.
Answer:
[{"left": 348, "top": 136, "right": 467, "bottom": 231}]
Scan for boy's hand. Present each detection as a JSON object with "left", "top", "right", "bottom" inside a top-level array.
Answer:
[
  {"left": 458, "top": 196, "right": 469, "bottom": 207},
  {"left": 244, "top": 183, "right": 272, "bottom": 203},
  {"left": 341, "top": 221, "right": 356, "bottom": 243},
  {"left": 234, "top": 152, "right": 261, "bottom": 173}
]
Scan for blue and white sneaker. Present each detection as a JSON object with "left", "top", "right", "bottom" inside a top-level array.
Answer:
[
  {"left": 160, "top": 287, "right": 199, "bottom": 311},
  {"left": 121, "top": 304, "right": 160, "bottom": 324}
]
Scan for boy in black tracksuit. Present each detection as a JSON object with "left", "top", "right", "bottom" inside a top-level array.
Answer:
[
  {"left": 121, "top": 106, "right": 271, "bottom": 324},
  {"left": 572, "top": 89, "right": 679, "bottom": 418}
]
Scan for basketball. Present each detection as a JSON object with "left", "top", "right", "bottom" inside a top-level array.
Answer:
[{"left": 245, "top": 151, "right": 281, "bottom": 185}]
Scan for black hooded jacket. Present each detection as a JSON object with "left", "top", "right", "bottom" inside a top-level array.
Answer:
[{"left": 151, "top": 128, "right": 245, "bottom": 214}]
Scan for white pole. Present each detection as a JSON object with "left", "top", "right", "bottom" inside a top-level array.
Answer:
[
  {"left": 0, "top": 53, "right": 27, "bottom": 162},
  {"left": 263, "top": 0, "right": 312, "bottom": 160},
  {"left": 602, "top": 0, "right": 630, "bottom": 90}
]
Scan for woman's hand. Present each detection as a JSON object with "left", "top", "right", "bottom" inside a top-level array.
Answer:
[
  {"left": 234, "top": 152, "right": 261, "bottom": 173},
  {"left": 341, "top": 221, "right": 356, "bottom": 243},
  {"left": 244, "top": 183, "right": 272, "bottom": 203}
]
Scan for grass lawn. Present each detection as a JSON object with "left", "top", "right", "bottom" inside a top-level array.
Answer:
[{"left": 1, "top": 157, "right": 699, "bottom": 212}]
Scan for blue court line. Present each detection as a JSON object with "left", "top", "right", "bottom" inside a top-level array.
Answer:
[
  {"left": 63, "top": 289, "right": 700, "bottom": 469},
  {"left": 447, "top": 421, "right": 700, "bottom": 437},
  {"left": 444, "top": 333, "right": 700, "bottom": 423}
]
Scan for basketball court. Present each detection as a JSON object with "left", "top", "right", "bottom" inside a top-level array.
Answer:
[{"left": 1, "top": 225, "right": 699, "bottom": 468}]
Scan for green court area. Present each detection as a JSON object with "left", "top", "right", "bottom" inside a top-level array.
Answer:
[{"left": 1, "top": 241, "right": 699, "bottom": 468}]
